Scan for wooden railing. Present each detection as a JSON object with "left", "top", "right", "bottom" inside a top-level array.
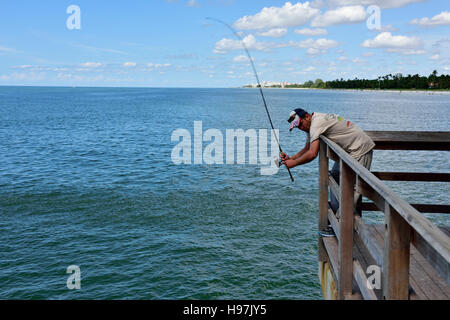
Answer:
[{"left": 318, "top": 131, "right": 450, "bottom": 300}]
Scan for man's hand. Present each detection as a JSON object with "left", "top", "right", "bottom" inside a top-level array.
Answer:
[
  {"left": 280, "top": 152, "right": 290, "bottom": 161},
  {"left": 283, "top": 159, "right": 297, "bottom": 169},
  {"left": 281, "top": 152, "right": 297, "bottom": 168}
]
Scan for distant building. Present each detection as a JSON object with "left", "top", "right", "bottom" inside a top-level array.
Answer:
[
  {"left": 428, "top": 81, "right": 439, "bottom": 88},
  {"left": 244, "top": 81, "right": 289, "bottom": 88}
]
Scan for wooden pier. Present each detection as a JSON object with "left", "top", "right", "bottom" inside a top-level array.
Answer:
[{"left": 317, "top": 131, "right": 450, "bottom": 300}]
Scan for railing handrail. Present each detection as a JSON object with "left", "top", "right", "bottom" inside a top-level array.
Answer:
[
  {"left": 320, "top": 135, "right": 450, "bottom": 265},
  {"left": 366, "top": 130, "right": 450, "bottom": 151}
]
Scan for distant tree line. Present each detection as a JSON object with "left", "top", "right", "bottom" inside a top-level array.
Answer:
[
  {"left": 285, "top": 78, "right": 325, "bottom": 88},
  {"left": 285, "top": 70, "right": 450, "bottom": 90}
]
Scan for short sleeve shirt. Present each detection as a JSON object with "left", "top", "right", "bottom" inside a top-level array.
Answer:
[{"left": 309, "top": 113, "right": 375, "bottom": 159}]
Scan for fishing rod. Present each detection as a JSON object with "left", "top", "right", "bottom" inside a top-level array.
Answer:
[{"left": 207, "top": 17, "right": 294, "bottom": 182}]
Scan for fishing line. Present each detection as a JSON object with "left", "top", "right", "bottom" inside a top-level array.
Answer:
[{"left": 207, "top": 17, "right": 294, "bottom": 182}]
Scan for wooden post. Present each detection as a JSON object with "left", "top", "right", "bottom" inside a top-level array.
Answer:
[
  {"left": 355, "top": 177, "right": 363, "bottom": 217},
  {"left": 318, "top": 139, "right": 329, "bottom": 262},
  {"left": 383, "top": 204, "right": 411, "bottom": 300},
  {"left": 338, "top": 160, "right": 355, "bottom": 299}
]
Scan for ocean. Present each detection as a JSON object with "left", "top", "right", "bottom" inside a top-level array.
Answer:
[{"left": 0, "top": 86, "right": 448, "bottom": 299}]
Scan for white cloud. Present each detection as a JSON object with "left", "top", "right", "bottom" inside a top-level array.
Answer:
[
  {"left": 307, "top": 48, "right": 320, "bottom": 55},
  {"left": 294, "top": 28, "right": 328, "bottom": 36},
  {"left": 432, "top": 38, "right": 450, "bottom": 49},
  {"left": 16, "top": 65, "right": 33, "bottom": 69},
  {"left": 213, "top": 36, "right": 247, "bottom": 53},
  {"left": 352, "top": 57, "right": 367, "bottom": 63},
  {"left": 213, "top": 34, "right": 278, "bottom": 53},
  {"left": 328, "top": 66, "right": 337, "bottom": 72},
  {"left": 123, "top": 62, "right": 137, "bottom": 67},
  {"left": 291, "top": 65, "right": 316, "bottom": 75},
  {"left": 410, "top": 11, "right": 450, "bottom": 27},
  {"left": 293, "top": 38, "right": 339, "bottom": 49},
  {"left": 70, "top": 43, "right": 127, "bottom": 55},
  {"left": 214, "top": 34, "right": 339, "bottom": 55},
  {"left": 186, "top": 0, "right": 199, "bottom": 7},
  {"left": 9, "top": 72, "right": 46, "bottom": 81},
  {"left": 233, "top": 55, "right": 252, "bottom": 63},
  {"left": 0, "top": 46, "right": 17, "bottom": 53},
  {"left": 234, "top": 2, "right": 319, "bottom": 30},
  {"left": 256, "top": 28, "right": 288, "bottom": 38},
  {"left": 311, "top": 5, "right": 366, "bottom": 27},
  {"left": 166, "top": 53, "right": 197, "bottom": 59},
  {"left": 289, "top": 38, "right": 339, "bottom": 55},
  {"left": 430, "top": 54, "right": 440, "bottom": 60},
  {"left": 313, "top": 0, "right": 426, "bottom": 9},
  {"left": 81, "top": 62, "right": 102, "bottom": 68},
  {"left": 391, "top": 49, "right": 426, "bottom": 55},
  {"left": 371, "top": 24, "right": 398, "bottom": 33},
  {"left": 431, "top": 39, "right": 450, "bottom": 60},
  {"left": 147, "top": 63, "right": 171, "bottom": 68},
  {"left": 12, "top": 65, "right": 69, "bottom": 72},
  {"left": 361, "top": 32, "right": 424, "bottom": 55},
  {"left": 362, "top": 52, "right": 374, "bottom": 57}
]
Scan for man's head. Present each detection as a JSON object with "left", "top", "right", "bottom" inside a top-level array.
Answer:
[{"left": 288, "top": 108, "right": 312, "bottom": 132}]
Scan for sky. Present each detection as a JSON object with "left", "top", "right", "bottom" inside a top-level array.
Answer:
[{"left": 0, "top": 0, "right": 449, "bottom": 87}]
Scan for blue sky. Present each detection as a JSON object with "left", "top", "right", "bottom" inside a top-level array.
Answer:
[{"left": 0, "top": 0, "right": 449, "bottom": 87}]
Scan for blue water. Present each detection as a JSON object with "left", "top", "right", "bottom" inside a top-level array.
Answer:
[{"left": 0, "top": 87, "right": 449, "bottom": 299}]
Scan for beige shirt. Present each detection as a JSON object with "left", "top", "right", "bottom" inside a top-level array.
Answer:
[{"left": 307, "top": 112, "right": 375, "bottom": 159}]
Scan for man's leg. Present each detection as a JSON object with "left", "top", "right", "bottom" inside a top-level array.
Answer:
[
  {"left": 354, "top": 150, "right": 373, "bottom": 207},
  {"left": 329, "top": 150, "right": 373, "bottom": 217},
  {"left": 329, "top": 160, "right": 340, "bottom": 212}
]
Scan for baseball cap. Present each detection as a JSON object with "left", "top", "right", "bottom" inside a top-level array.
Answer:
[{"left": 288, "top": 108, "right": 308, "bottom": 131}]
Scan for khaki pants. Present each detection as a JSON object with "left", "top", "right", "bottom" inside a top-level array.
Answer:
[{"left": 329, "top": 150, "right": 373, "bottom": 215}]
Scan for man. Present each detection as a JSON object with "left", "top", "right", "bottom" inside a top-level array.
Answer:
[{"left": 281, "top": 108, "right": 375, "bottom": 237}]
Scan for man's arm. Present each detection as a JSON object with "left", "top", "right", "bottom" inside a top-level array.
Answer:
[
  {"left": 291, "top": 140, "right": 310, "bottom": 160},
  {"left": 281, "top": 140, "right": 310, "bottom": 162},
  {"left": 284, "top": 139, "right": 320, "bottom": 168}
]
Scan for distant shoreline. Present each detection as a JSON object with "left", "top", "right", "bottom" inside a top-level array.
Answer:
[
  {"left": 241, "top": 87, "right": 450, "bottom": 94},
  {"left": 1, "top": 85, "right": 449, "bottom": 93}
]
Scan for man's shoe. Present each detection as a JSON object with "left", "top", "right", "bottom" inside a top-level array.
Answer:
[{"left": 318, "top": 227, "right": 336, "bottom": 237}]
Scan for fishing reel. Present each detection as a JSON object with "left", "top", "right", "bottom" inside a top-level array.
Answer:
[{"left": 274, "top": 156, "right": 283, "bottom": 168}]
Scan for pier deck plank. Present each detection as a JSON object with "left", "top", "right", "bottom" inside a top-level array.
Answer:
[
  {"left": 356, "top": 225, "right": 450, "bottom": 300},
  {"left": 371, "top": 224, "right": 450, "bottom": 300},
  {"left": 322, "top": 223, "right": 450, "bottom": 299}
]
